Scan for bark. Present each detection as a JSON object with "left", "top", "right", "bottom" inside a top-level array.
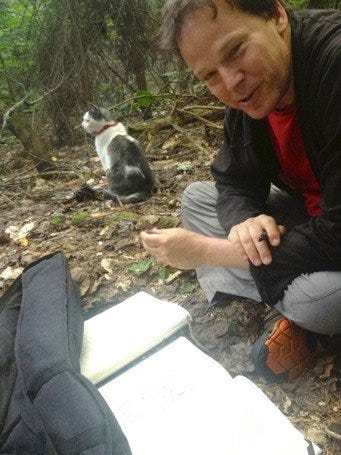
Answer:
[{"left": 6, "top": 112, "right": 56, "bottom": 176}]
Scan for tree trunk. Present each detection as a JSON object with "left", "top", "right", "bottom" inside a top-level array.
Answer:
[{"left": 6, "top": 112, "right": 56, "bottom": 176}]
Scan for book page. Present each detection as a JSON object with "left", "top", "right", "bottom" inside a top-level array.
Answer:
[
  {"left": 99, "top": 337, "right": 320, "bottom": 455},
  {"left": 80, "top": 291, "right": 190, "bottom": 384}
]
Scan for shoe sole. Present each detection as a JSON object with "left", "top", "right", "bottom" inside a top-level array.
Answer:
[
  {"left": 265, "top": 318, "right": 314, "bottom": 380},
  {"left": 252, "top": 318, "right": 314, "bottom": 381}
]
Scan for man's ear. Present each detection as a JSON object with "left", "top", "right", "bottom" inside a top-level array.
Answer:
[{"left": 274, "top": 1, "right": 289, "bottom": 34}]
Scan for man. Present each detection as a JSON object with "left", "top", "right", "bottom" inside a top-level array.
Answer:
[{"left": 141, "top": 0, "right": 341, "bottom": 382}]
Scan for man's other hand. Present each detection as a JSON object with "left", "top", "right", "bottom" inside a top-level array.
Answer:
[
  {"left": 227, "top": 215, "right": 286, "bottom": 266},
  {"left": 140, "top": 228, "right": 206, "bottom": 270}
]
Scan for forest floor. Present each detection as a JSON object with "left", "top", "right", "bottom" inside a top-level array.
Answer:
[{"left": 1, "top": 105, "right": 340, "bottom": 454}]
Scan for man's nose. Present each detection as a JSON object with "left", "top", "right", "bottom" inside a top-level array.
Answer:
[{"left": 219, "top": 66, "right": 244, "bottom": 92}]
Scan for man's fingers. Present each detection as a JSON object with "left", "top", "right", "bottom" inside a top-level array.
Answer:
[
  {"left": 278, "top": 225, "right": 286, "bottom": 235},
  {"left": 240, "top": 228, "right": 271, "bottom": 265},
  {"left": 140, "top": 230, "right": 162, "bottom": 248},
  {"left": 228, "top": 228, "right": 248, "bottom": 261}
]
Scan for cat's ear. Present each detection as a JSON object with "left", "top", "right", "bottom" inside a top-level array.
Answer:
[
  {"left": 88, "top": 102, "right": 100, "bottom": 113},
  {"left": 88, "top": 103, "right": 104, "bottom": 120}
]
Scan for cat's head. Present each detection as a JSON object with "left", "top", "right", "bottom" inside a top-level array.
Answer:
[{"left": 82, "top": 104, "right": 115, "bottom": 135}]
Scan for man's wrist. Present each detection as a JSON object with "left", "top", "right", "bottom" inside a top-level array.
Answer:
[{"left": 199, "top": 235, "right": 248, "bottom": 270}]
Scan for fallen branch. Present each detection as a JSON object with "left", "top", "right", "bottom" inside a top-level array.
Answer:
[{"left": 177, "top": 107, "right": 223, "bottom": 130}]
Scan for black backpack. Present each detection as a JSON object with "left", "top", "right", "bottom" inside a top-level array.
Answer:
[{"left": 0, "top": 252, "right": 132, "bottom": 454}]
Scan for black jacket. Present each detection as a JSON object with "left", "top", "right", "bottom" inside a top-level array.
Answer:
[{"left": 211, "top": 10, "right": 341, "bottom": 306}]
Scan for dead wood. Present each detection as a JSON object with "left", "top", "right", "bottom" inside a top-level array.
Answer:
[
  {"left": 6, "top": 112, "right": 56, "bottom": 177},
  {"left": 129, "top": 106, "right": 224, "bottom": 135}
]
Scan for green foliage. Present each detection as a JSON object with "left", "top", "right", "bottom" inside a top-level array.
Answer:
[
  {"left": 135, "top": 90, "right": 154, "bottom": 108},
  {"left": 179, "top": 282, "right": 196, "bottom": 294},
  {"left": 129, "top": 260, "right": 152, "bottom": 275},
  {"left": 288, "top": 0, "right": 340, "bottom": 7},
  {"left": 107, "top": 212, "right": 141, "bottom": 222},
  {"left": 49, "top": 216, "right": 65, "bottom": 225},
  {"left": 71, "top": 212, "right": 89, "bottom": 222},
  {"left": 288, "top": 0, "right": 308, "bottom": 7},
  {"left": 158, "top": 266, "right": 172, "bottom": 280},
  {"left": 0, "top": 0, "right": 38, "bottom": 101},
  {"left": 226, "top": 317, "right": 240, "bottom": 335}
]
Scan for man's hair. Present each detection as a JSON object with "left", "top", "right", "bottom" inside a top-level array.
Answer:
[{"left": 159, "top": 0, "right": 286, "bottom": 55}]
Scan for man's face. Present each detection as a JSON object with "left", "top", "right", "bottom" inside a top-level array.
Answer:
[{"left": 178, "top": 0, "right": 293, "bottom": 119}]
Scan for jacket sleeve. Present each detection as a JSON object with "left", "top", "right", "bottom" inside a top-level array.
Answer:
[
  {"left": 211, "top": 109, "right": 272, "bottom": 233},
  {"left": 250, "top": 18, "right": 341, "bottom": 305}
]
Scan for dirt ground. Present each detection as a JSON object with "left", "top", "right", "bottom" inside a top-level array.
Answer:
[{"left": 1, "top": 111, "right": 340, "bottom": 454}]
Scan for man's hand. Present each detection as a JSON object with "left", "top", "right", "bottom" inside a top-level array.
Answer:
[
  {"left": 227, "top": 215, "right": 286, "bottom": 266},
  {"left": 140, "top": 228, "right": 206, "bottom": 270}
]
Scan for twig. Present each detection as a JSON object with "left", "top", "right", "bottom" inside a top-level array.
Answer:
[
  {"left": 177, "top": 107, "right": 223, "bottom": 130},
  {"left": 167, "top": 121, "right": 208, "bottom": 153},
  {"left": 0, "top": 193, "right": 16, "bottom": 207},
  {"left": 170, "top": 92, "right": 185, "bottom": 118},
  {"left": 181, "top": 105, "right": 225, "bottom": 111},
  {"left": 35, "top": 170, "right": 79, "bottom": 177},
  {"left": 311, "top": 377, "right": 339, "bottom": 391},
  {"left": 26, "top": 79, "right": 65, "bottom": 105},
  {"left": 0, "top": 96, "right": 29, "bottom": 141}
]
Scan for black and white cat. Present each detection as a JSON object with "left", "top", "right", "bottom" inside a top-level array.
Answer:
[{"left": 82, "top": 104, "right": 155, "bottom": 204}]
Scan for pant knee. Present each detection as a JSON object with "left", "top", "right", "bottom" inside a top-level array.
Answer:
[
  {"left": 275, "top": 272, "right": 341, "bottom": 336},
  {"left": 182, "top": 181, "right": 208, "bottom": 207}
]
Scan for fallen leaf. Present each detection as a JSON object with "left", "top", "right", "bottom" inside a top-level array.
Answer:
[
  {"left": 71, "top": 266, "right": 85, "bottom": 283},
  {"left": 79, "top": 276, "right": 91, "bottom": 296},
  {"left": 161, "top": 136, "right": 178, "bottom": 150},
  {"left": 6, "top": 222, "right": 35, "bottom": 242},
  {"left": 0, "top": 266, "right": 23, "bottom": 280},
  {"left": 116, "top": 278, "right": 132, "bottom": 291},
  {"left": 141, "top": 215, "right": 160, "bottom": 224},
  {"left": 320, "top": 357, "right": 334, "bottom": 378},
  {"left": 101, "top": 258, "right": 113, "bottom": 274},
  {"left": 19, "top": 237, "right": 29, "bottom": 247},
  {"left": 100, "top": 226, "right": 110, "bottom": 236}
]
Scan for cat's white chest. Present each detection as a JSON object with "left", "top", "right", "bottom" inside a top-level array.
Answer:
[{"left": 95, "top": 123, "right": 127, "bottom": 171}]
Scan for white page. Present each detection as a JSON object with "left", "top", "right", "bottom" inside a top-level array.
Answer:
[
  {"left": 80, "top": 291, "right": 190, "bottom": 384},
  {"left": 99, "top": 337, "right": 320, "bottom": 455}
]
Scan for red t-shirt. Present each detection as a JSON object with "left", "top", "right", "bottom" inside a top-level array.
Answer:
[{"left": 267, "top": 104, "right": 321, "bottom": 217}]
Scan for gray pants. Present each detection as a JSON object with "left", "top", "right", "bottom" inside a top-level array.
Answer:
[{"left": 182, "top": 181, "right": 341, "bottom": 336}]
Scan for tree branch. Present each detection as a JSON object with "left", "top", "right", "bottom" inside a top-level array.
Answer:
[{"left": 0, "top": 78, "right": 66, "bottom": 142}]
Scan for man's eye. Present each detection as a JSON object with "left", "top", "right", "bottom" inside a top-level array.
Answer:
[
  {"left": 230, "top": 42, "right": 243, "bottom": 58},
  {"left": 204, "top": 71, "right": 217, "bottom": 82}
]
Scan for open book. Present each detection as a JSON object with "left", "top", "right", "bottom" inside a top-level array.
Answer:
[
  {"left": 80, "top": 291, "right": 321, "bottom": 455},
  {"left": 80, "top": 291, "right": 190, "bottom": 384}
]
